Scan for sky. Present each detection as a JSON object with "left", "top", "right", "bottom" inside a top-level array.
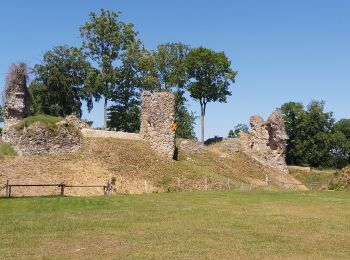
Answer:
[{"left": 0, "top": 0, "right": 349, "bottom": 139}]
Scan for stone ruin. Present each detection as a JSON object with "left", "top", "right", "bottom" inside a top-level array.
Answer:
[
  {"left": 238, "top": 109, "right": 289, "bottom": 173},
  {"left": 3, "top": 63, "right": 31, "bottom": 126},
  {"left": 140, "top": 91, "right": 176, "bottom": 158},
  {"left": 2, "top": 63, "right": 82, "bottom": 156}
]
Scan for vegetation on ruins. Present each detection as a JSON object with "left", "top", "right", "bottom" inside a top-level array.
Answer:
[
  {"left": 29, "top": 46, "right": 91, "bottom": 117},
  {"left": 80, "top": 9, "right": 139, "bottom": 129},
  {"left": 281, "top": 100, "right": 350, "bottom": 168},
  {"left": 186, "top": 47, "right": 237, "bottom": 143},
  {"left": 18, "top": 115, "right": 62, "bottom": 132}
]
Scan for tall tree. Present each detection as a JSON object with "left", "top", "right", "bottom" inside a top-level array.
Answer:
[
  {"left": 281, "top": 100, "right": 335, "bottom": 167},
  {"left": 186, "top": 47, "right": 237, "bottom": 143},
  {"left": 29, "top": 45, "right": 91, "bottom": 117},
  {"left": 80, "top": 9, "right": 138, "bottom": 129},
  {"left": 280, "top": 102, "right": 306, "bottom": 165},
  {"left": 330, "top": 119, "right": 350, "bottom": 168},
  {"left": 0, "top": 105, "right": 4, "bottom": 123},
  {"left": 107, "top": 41, "right": 145, "bottom": 132},
  {"left": 145, "top": 43, "right": 196, "bottom": 139}
]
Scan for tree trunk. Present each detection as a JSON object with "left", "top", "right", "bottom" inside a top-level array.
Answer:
[
  {"left": 104, "top": 97, "right": 108, "bottom": 130},
  {"left": 201, "top": 112, "right": 205, "bottom": 144}
]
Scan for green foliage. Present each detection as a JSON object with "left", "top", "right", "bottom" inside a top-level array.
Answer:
[
  {"left": 0, "top": 106, "right": 4, "bottom": 123},
  {"left": 228, "top": 124, "right": 249, "bottom": 138},
  {"left": 80, "top": 9, "right": 139, "bottom": 129},
  {"left": 107, "top": 41, "right": 145, "bottom": 132},
  {"left": 186, "top": 47, "right": 237, "bottom": 142},
  {"left": 281, "top": 100, "right": 350, "bottom": 168},
  {"left": 29, "top": 46, "right": 91, "bottom": 117},
  {"left": 0, "top": 142, "right": 17, "bottom": 157},
  {"left": 175, "top": 92, "right": 197, "bottom": 139},
  {"left": 18, "top": 115, "right": 62, "bottom": 132},
  {"left": 143, "top": 43, "right": 196, "bottom": 139}
]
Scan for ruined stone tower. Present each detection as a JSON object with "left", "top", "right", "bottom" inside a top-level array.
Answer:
[
  {"left": 3, "top": 63, "right": 31, "bottom": 126},
  {"left": 238, "top": 109, "right": 289, "bottom": 173},
  {"left": 140, "top": 91, "right": 176, "bottom": 158}
]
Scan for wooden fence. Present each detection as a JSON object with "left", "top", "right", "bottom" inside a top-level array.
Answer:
[{"left": 0, "top": 180, "right": 111, "bottom": 198}]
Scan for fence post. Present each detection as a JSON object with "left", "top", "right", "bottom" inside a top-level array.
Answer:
[
  {"left": 144, "top": 180, "right": 148, "bottom": 193},
  {"left": 5, "top": 180, "right": 9, "bottom": 197},
  {"left": 241, "top": 182, "right": 244, "bottom": 190},
  {"left": 8, "top": 185, "right": 12, "bottom": 198},
  {"left": 227, "top": 178, "right": 230, "bottom": 190},
  {"left": 265, "top": 175, "right": 268, "bottom": 187},
  {"left": 177, "top": 178, "right": 180, "bottom": 191},
  {"left": 204, "top": 178, "right": 208, "bottom": 191},
  {"left": 249, "top": 184, "right": 252, "bottom": 191},
  {"left": 60, "top": 183, "right": 65, "bottom": 196}
]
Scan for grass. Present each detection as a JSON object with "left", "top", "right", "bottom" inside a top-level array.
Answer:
[
  {"left": 18, "top": 114, "right": 62, "bottom": 132},
  {"left": 0, "top": 141, "right": 16, "bottom": 158},
  {"left": 0, "top": 138, "right": 302, "bottom": 196},
  {"left": 0, "top": 190, "right": 349, "bottom": 259},
  {"left": 289, "top": 166, "right": 336, "bottom": 189}
]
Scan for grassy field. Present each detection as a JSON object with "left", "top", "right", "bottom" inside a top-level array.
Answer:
[{"left": 0, "top": 191, "right": 349, "bottom": 259}]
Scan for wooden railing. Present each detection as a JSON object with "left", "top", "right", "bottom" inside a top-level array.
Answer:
[{"left": 1, "top": 180, "right": 111, "bottom": 198}]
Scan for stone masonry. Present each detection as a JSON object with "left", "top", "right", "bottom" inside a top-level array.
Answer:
[
  {"left": 140, "top": 91, "right": 176, "bottom": 158},
  {"left": 3, "top": 63, "right": 31, "bottom": 126},
  {"left": 238, "top": 109, "right": 289, "bottom": 173}
]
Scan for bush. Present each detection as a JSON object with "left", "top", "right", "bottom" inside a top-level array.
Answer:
[
  {"left": 0, "top": 142, "right": 17, "bottom": 157},
  {"left": 18, "top": 115, "right": 62, "bottom": 132}
]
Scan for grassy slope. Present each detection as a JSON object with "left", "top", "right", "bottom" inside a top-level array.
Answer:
[
  {"left": 0, "top": 191, "right": 349, "bottom": 259},
  {"left": 0, "top": 138, "right": 304, "bottom": 196},
  {"left": 289, "top": 166, "right": 337, "bottom": 189}
]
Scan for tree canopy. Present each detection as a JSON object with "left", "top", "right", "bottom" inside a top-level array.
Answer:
[
  {"left": 186, "top": 47, "right": 237, "bottom": 143},
  {"left": 29, "top": 45, "right": 91, "bottom": 117},
  {"left": 80, "top": 9, "right": 138, "bottom": 129},
  {"left": 281, "top": 100, "right": 350, "bottom": 168}
]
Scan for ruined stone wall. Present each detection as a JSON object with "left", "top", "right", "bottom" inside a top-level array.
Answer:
[
  {"left": 2, "top": 120, "right": 82, "bottom": 156},
  {"left": 140, "top": 91, "right": 176, "bottom": 158},
  {"left": 3, "top": 63, "right": 31, "bottom": 127},
  {"left": 238, "top": 109, "right": 289, "bottom": 173}
]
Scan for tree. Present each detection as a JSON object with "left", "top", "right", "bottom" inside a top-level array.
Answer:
[
  {"left": 80, "top": 9, "right": 138, "bottom": 129},
  {"left": 0, "top": 105, "right": 4, "bottom": 123},
  {"left": 144, "top": 42, "right": 196, "bottom": 139},
  {"left": 331, "top": 119, "right": 350, "bottom": 168},
  {"left": 281, "top": 100, "right": 335, "bottom": 167},
  {"left": 29, "top": 46, "right": 91, "bottom": 117},
  {"left": 281, "top": 102, "right": 307, "bottom": 165},
  {"left": 186, "top": 47, "right": 237, "bottom": 143},
  {"left": 107, "top": 41, "right": 145, "bottom": 132},
  {"left": 228, "top": 123, "right": 249, "bottom": 138}
]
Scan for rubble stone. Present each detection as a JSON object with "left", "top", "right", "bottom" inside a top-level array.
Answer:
[
  {"left": 140, "top": 91, "right": 176, "bottom": 158},
  {"left": 238, "top": 109, "right": 289, "bottom": 173},
  {"left": 3, "top": 63, "right": 31, "bottom": 126}
]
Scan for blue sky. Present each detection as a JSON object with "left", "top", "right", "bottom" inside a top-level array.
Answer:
[{"left": 1, "top": 0, "right": 349, "bottom": 139}]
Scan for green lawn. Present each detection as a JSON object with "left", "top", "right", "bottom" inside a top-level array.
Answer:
[{"left": 0, "top": 191, "right": 349, "bottom": 259}]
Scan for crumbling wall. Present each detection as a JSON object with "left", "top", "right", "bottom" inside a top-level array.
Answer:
[
  {"left": 238, "top": 109, "right": 289, "bottom": 173},
  {"left": 2, "top": 120, "right": 82, "bottom": 156},
  {"left": 3, "top": 63, "right": 31, "bottom": 126},
  {"left": 140, "top": 91, "right": 176, "bottom": 158}
]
